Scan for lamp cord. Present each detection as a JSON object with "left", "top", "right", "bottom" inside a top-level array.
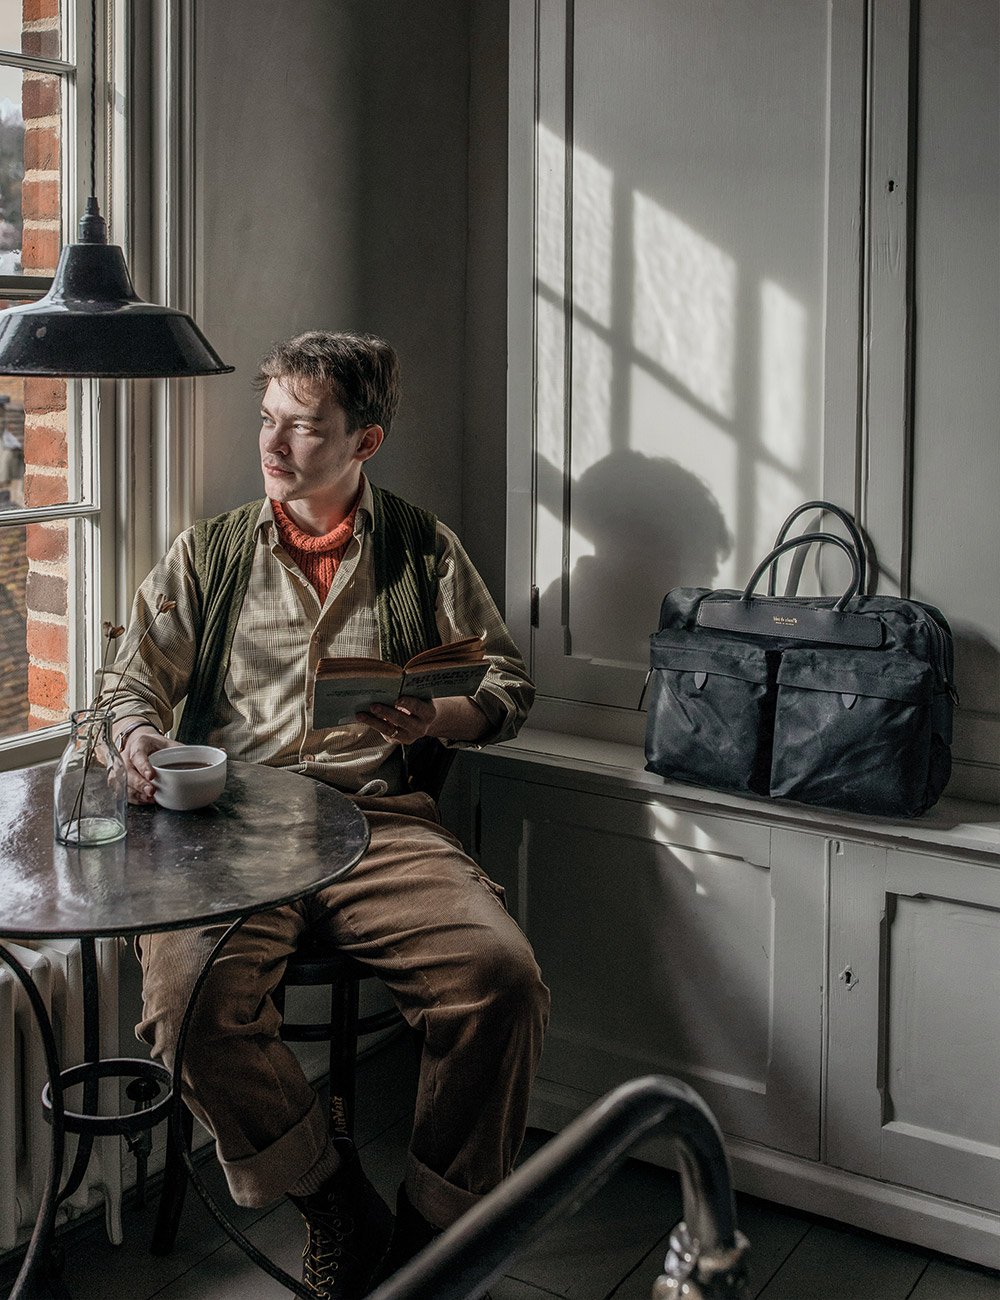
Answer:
[{"left": 89, "top": 0, "right": 97, "bottom": 199}]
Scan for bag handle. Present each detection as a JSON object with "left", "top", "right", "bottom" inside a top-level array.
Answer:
[
  {"left": 745, "top": 533, "right": 862, "bottom": 612},
  {"left": 767, "top": 499, "right": 868, "bottom": 597}
]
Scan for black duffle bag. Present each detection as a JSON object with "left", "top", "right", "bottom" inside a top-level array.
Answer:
[{"left": 643, "top": 501, "right": 955, "bottom": 819}]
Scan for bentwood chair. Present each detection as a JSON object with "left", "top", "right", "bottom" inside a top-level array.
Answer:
[{"left": 150, "top": 949, "right": 401, "bottom": 1254}]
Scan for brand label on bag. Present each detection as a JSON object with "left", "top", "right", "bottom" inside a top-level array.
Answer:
[{"left": 698, "top": 599, "right": 883, "bottom": 648}]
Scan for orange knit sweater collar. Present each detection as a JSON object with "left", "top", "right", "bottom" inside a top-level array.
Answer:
[{"left": 270, "top": 494, "right": 361, "bottom": 604}]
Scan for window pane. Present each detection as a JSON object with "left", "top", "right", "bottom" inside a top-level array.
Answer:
[
  {"left": 0, "top": 517, "right": 74, "bottom": 738},
  {"left": 0, "top": 377, "right": 24, "bottom": 506},
  {"left": 0, "top": 66, "right": 64, "bottom": 273},
  {"left": 0, "top": 369, "right": 84, "bottom": 509},
  {"left": 0, "top": 520, "right": 27, "bottom": 735},
  {"left": 0, "top": 2, "right": 63, "bottom": 60}
]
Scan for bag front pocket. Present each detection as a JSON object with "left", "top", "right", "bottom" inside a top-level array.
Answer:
[
  {"left": 644, "top": 634, "right": 774, "bottom": 795},
  {"left": 770, "top": 648, "right": 933, "bottom": 817}
]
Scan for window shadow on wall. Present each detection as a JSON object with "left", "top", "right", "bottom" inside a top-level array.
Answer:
[{"left": 539, "top": 449, "right": 732, "bottom": 667}]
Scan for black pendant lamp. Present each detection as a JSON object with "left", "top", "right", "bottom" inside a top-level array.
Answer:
[{"left": 0, "top": 2, "right": 233, "bottom": 379}]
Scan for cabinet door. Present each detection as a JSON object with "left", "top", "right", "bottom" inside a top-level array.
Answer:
[
  {"left": 827, "top": 842, "right": 1000, "bottom": 1211},
  {"left": 479, "top": 775, "right": 825, "bottom": 1157}
]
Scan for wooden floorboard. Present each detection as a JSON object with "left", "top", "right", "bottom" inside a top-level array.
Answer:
[
  {"left": 502, "top": 1151, "right": 682, "bottom": 1298},
  {"left": 47, "top": 1158, "right": 269, "bottom": 1300},
  {"left": 755, "top": 1222, "right": 931, "bottom": 1300},
  {"left": 491, "top": 1281, "right": 567, "bottom": 1300},
  {"left": 149, "top": 1199, "right": 306, "bottom": 1300},
  {"left": 605, "top": 1186, "right": 812, "bottom": 1298},
  {"left": 908, "top": 1258, "right": 1000, "bottom": 1299},
  {"left": 3, "top": 1033, "right": 998, "bottom": 1300},
  {"left": 731, "top": 1195, "right": 813, "bottom": 1299}
]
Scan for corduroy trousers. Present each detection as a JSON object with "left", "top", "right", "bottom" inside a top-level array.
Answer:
[{"left": 136, "top": 791, "right": 550, "bottom": 1229}]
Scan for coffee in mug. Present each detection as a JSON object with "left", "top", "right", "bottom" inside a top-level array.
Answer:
[{"left": 149, "top": 745, "right": 227, "bottom": 810}]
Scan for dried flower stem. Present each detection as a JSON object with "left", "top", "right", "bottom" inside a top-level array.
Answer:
[{"left": 63, "top": 596, "right": 175, "bottom": 840}]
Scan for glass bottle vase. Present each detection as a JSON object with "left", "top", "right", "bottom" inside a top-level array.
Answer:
[{"left": 53, "top": 709, "right": 128, "bottom": 846}]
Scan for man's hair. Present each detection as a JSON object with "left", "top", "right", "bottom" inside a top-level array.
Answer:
[{"left": 254, "top": 331, "right": 401, "bottom": 436}]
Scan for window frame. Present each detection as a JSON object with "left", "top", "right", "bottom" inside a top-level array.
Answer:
[{"left": 0, "top": 0, "right": 120, "bottom": 768}]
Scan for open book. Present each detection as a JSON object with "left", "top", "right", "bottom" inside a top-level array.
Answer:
[{"left": 313, "top": 635, "right": 490, "bottom": 729}]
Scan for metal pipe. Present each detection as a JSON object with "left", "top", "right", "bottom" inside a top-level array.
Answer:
[
  {"left": 368, "top": 1074, "right": 749, "bottom": 1300},
  {"left": 55, "top": 937, "right": 99, "bottom": 1203},
  {"left": 0, "top": 941, "right": 67, "bottom": 1300}
]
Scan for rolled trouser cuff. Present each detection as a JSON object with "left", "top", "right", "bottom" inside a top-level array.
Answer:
[
  {"left": 218, "top": 1092, "right": 332, "bottom": 1208},
  {"left": 404, "top": 1151, "right": 483, "bottom": 1231}
]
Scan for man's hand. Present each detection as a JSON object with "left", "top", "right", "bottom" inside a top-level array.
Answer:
[
  {"left": 358, "top": 695, "right": 488, "bottom": 746},
  {"left": 116, "top": 725, "right": 178, "bottom": 804}
]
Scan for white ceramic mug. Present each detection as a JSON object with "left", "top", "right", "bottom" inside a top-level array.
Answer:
[{"left": 149, "top": 745, "right": 227, "bottom": 811}]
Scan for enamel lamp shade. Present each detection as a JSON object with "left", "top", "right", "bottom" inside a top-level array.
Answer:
[{"left": 0, "top": 200, "right": 233, "bottom": 379}]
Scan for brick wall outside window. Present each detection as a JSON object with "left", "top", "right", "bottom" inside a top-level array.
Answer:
[
  {"left": 0, "top": 0, "right": 70, "bottom": 740},
  {"left": 0, "top": 522, "right": 28, "bottom": 731}
]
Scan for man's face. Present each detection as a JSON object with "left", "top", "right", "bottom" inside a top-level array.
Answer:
[{"left": 258, "top": 377, "right": 379, "bottom": 512}]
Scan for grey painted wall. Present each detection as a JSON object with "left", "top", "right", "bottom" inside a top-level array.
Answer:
[
  {"left": 461, "top": 0, "right": 511, "bottom": 602},
  {"left": 192, "top": 1, "right": 502, "bottom": 577},
  {"left": 189, "top": 3, "right": 996, "bottom": 802},
  {"left": 193, "top": 1, "right": 362, "bottom": 514},
  {"left": 911, "top": 0, "right": 999, "bottom": 795}
]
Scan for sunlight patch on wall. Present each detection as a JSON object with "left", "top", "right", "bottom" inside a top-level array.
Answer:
[
  {"left": 628, "top": 364, "right": 738, "bottom": 587},
  {"left": 536, "top": 499, "right": 593, "bottom": 593},
  {"left": 754, "top": 462, "right": 807, "bottom": 581},
  {"left": 535, "top": 500, "right": 563, "bottom": 592},
  {"left": 755, "top": 462, "right": 856, "bottom": 596},
  {"left": 650, "top": 803, "right": 677, "bottom": 837},
  {"left": 760, "top": 279, "right": 807, "bottom": 471},
  {"left": 572, "top": 146, "right": 614, "bottom": 328},
  {"left": 570, "top": 323, "right": 613, "bottom": 479},
  {"left": 568, "top": 525, "right": 596, "bottom": 572},
  {"left": 536, "top": 123, "right": 565, "bottom": 297},
  {"left": 536, "top": 297, "right": 566, "bottom": 471},
  {"left": 632, "top": 192, "right": 737, "bottom": 420},
  {"left": 650, "top": 810, "right": 728, "bottom": 870}
]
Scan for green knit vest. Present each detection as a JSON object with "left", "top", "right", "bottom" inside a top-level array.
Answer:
[{"left": 176, "top": 486, "right": 440, "bottom": 744}]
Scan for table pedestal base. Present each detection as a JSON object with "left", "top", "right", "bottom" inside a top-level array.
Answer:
[{"left": 0, "top": 941, "right": 174, "bottom": 1300}]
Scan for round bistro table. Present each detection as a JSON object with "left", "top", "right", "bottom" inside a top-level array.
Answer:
[{"left": 0, "top": 759, "right": 370, "bottom": 1299}]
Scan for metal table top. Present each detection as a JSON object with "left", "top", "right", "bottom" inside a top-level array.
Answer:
[{"left": 0, "top": 760, "right": 370, "bottom": 940}]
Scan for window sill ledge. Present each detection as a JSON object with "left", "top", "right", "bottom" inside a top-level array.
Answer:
[{"left": 472, "top": 727, "right": 1000, "bottom": 862}]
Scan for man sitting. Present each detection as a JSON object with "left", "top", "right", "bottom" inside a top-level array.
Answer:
[{"left": 102, "top": 331, "right": 549, "bottom": 1299}]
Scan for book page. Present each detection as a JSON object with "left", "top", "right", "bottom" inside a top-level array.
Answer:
[
  {"left": 313, "top": 672, "right": 404, "bottom": 729},
  {"left": 404, "top": 635, "right": 486, "bottom": 670},
  {"left": 399, "top": 661, "right": 490, "bottom": 701},
  {"left": 316, "top": 656, "right": 401, "bottom": 679},
  {"left": 312, "top": 636, "right": 488, "bottom": 729}
]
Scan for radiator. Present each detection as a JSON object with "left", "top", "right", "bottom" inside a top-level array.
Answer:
[{"left": 0, "top": 938, "right": 124, "bottom": 1253}]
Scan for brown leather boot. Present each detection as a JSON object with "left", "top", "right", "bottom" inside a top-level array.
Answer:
[{"left": 289, "top": 1139, "right": 394, "bottom": 1300}]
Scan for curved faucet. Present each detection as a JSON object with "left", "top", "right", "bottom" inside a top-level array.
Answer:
[{"left": 368, "top": 1073, "right": 750, "bottom": 1300}]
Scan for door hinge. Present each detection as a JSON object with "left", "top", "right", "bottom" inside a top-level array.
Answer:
[{"left": 529, "top": 585, "right": 539, "bottom": 627}]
